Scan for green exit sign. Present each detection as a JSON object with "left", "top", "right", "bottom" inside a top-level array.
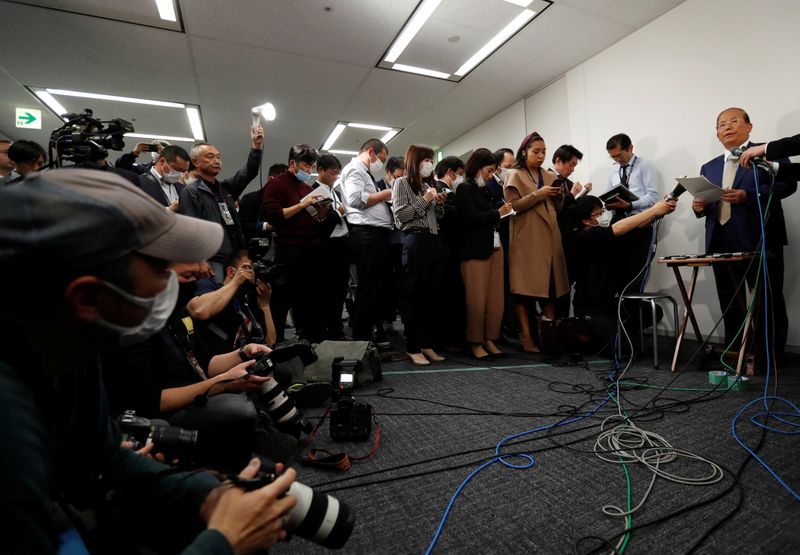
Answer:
[{"left": 16, "top": 108, "right": 42, "bottom": 129}]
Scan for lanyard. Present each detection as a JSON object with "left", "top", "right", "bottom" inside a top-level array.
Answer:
[{"left": 525, "top": 167, "right": 544, "bottom": 189}]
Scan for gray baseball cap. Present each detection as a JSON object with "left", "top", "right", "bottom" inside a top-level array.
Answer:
[{"left": 0, "top": 169, "right": 223, "bottom": 272}]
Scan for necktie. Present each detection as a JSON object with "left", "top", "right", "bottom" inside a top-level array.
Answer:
[
  {"left": 620, "top": 165, "right": 629, "bottom": 186},
  {"left": 717, "top": 155, "right": 738, "bottom": 225}
]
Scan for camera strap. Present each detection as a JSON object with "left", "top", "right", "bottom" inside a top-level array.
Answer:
[{"left": 297, "top": 404, "right": 381, "bottom": 472}]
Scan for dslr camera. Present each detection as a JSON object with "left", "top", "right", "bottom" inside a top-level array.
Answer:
[
  {"left": 248, "top": 342, "right": 318, "bottom": 437},
  {"left": 234, "top": 465, "right": 355, "bottom": 549},
  {"left": 49, "top": 109, "right": 134, "bottom": 167},
  {"left": 330, "top": 357, "right": 371, "bottom": 442},
  {"left": 117, "top": 410, "right": 198, "bottom": 459}
]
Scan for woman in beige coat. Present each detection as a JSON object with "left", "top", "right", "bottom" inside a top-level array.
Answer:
[{"left": 504, "top": 132, "right": 570, "bottom": 352}]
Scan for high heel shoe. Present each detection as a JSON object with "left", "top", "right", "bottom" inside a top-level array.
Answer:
[
  {"left": 407, "top": 352, "right": 430, "bottom": 366},
  {"left": 422, "top": 348, "right": 445, "bottom": 362},
  {"left": 484, "top": 340, "right": 503, "bottom": 356},
  {"left": 471, "top": 344, "right": 490, "bottom": 360},
  {"left": 519, "top": 334, "right": 540, "bottom": 354}
]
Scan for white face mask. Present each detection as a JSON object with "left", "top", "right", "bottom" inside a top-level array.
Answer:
[
  {"left": 369, "top": 156, "right": 384, "bottom": 177},
  {"left": 96, "top": 271, "right": 179, "bottom": 347},
  {"left": 498, "top": 168, "right": 509, "bottom": 183},
  {"left": 594, "top": 209, "right": 613, "bottom": 228},
  {"left": 162, "top": 169, "right": 183, "bottom": 184},
  {"left": 452, "top": 175, "right": 464, "bottom": 188},
  {"left": 476, "top": 175, "right": 486, "bottom": 187},
  {"left": 420, "top": 161, "right": 434, "bottom": 178}
]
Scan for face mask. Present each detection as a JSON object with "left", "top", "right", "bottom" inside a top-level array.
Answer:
[
  {"left": 295, "top": 168, "right": 311, "bottom": 183},
  {"left": 150, "top": 151, "right": 160, "bottom": 162},
  {"left": 452, "top": 175, "right": 464, "bottom": 188},
  {"left": 162, "top": 169, "right": 183, "bottom": 184},
  {"left": 420, "top": 161, "right": 434, "bottom": 178},
  {"left": 96, "top": 271, "right": 179, "bottom": 347},
  {"left": 369, "top": 157, "right": 384, "bottom": 177},
  {"left": 594, "top": 210, "right": 613, "bottom": 228},
  {"left": 476, "top": 175, "right": 485, "bottom": 187},
  {"left": 498, "top": 168, "right": 509, "bottom": 183}
]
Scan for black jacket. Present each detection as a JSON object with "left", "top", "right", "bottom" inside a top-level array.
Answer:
[
  {"left": 178, "top": 149, "right": 263, "bottom": 263},
  {"left": 138, "top": 172, "right": 185, "bottom": 207},
  {"left": 455, "top": 179, "right": 501, "bottom": 261}
]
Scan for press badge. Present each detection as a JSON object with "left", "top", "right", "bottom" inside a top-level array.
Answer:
[
  {"left": 218, "top": 202, "right": 235, "bottom": 225},
  {"left": 493, "top": 231, "right": 501, "bottom": 249}
]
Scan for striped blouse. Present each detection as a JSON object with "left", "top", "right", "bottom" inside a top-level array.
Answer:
[{"left": 390, "top": 176, "right": 443, "bottom": 234}]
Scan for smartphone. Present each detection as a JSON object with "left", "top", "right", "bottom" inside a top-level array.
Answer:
[{"left": 143, "top": 144, "right": 160, "bottom": 152}]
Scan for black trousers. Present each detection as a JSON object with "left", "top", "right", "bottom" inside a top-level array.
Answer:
[
  {"left": 272, "top": 244, "right": 324, "bottom": 343},
  {"left": 349, "top": 225, "right": 391, "bottom": 341},
  {"left": 710, "top": 231, "right": 787, "bottom": 360},
  {"left": 168, "top": 392, "right": 256, "bottom": 472},
  {"left": 401, "top": 232, "right": 444, "bottom": 353},
  {"left": 320, "top": 235, "right": 350, "bottom": 338}
]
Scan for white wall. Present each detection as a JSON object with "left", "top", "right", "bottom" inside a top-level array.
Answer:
[{"left": 443, "top": 0, "right": 800, "bottom": 348}]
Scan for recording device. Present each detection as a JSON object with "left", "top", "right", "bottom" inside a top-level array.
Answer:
[
  {"left": 250, "top": 102, "right": 277, "bottom": 131},
  {"left": 439, "top": 186, "right": 454, "bottom": 198},
  {"left": 665, "top": 182, "right": 686, "bottom": 200},
  {"left": 142, "top": 143, "right": 160, "bottom": 153},
  {"left": 231, "top": 466, "right": 355, "bottom": 549},
  {"left": 117, "top": 410, "right": 198, "bottom": 459},
  {"left": 248, "top": 346, "right": 315, "bottom": 437},
  {"left": 330, "top": 357, "right": 371, "bottom": 442},
  {"left": 251, "top": 260, "right": 285, "bottom": 286},
  {"left": 731, "top": 147, "right": 776, "bottom": 175},
  {"left": 49, "top": 109, "right": 134, "bottom": 167},
  {"left": 247, "top": 236, "right": 272, "bottom": 262}
]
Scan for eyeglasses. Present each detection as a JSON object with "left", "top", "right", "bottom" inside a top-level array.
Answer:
[{"left": 716, "top": 118, "right": 742, "bottom": 129}]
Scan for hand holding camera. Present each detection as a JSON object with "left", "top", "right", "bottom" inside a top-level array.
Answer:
[{"left": 233, "top": 264, "right": 256, "bottom": 287}]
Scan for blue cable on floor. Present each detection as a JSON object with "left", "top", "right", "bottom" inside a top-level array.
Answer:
[
  {"left": 729, "top": 167, "right": 800, "bottom": 500},
  {"left": 424, "top": 390, "right": 614, "bottom": 554}
]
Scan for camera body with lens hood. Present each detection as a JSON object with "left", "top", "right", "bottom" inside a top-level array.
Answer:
[
  {"left": 248, "top": 347, "right": 313, "bottom": 437},
  {"left": 117, "top": 410, "right": 198, "bottom": 459}
]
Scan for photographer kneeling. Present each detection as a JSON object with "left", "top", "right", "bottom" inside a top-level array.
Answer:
[
  {"left": 567, "top": 195, "right": 676, "bottom": 349},
  {"left": 103, "top": 261, "right": 296, "bottom": 471}
]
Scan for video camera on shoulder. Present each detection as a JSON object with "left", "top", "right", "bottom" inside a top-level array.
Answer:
[
  {"left": 330, "top": 357, "right": 371, "bottom": 442},
  {"left": 117, "top": 410, "right": 198, "bottom": 459}
]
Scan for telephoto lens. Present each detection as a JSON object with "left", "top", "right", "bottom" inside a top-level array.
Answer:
[
  {"left": 234, "top": 470, "right": 355, "bottom": 549},
  {"left": 259, "top": 378, "right": 312, "bottom": 437}
]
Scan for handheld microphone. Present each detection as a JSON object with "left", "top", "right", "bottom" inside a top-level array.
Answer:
[
  {"left": 665, "top": 183, "right": 686, "bottom": 200},
  {"left": 250, "top": 102, "right": 277, "bottom": 132},
  {"left": 731, "top": 147, "right": 776, "bottom": 175}
]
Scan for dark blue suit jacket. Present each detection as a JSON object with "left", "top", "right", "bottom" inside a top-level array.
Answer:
[{"left": 699, "top": 142, "right": 795, "bottom": 252}]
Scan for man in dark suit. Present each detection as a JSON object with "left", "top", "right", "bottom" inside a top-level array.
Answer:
[
  {"left": 693, "top": 107, "right": 796, "bottom": 361},
  {"left": 137, "top": 145, "right": 190, "bottom": 210},
  {"left": 739, "top": 134, "right": 800, "bottom": 181}
]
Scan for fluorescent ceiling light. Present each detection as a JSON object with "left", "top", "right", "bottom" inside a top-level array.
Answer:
[
  {"left": 392, "top": 63, "right": 451, "bottom": 79},
  {"left": 384, "top": 0, "right": 442, "bottom": 63},
  {"left": 155, "top": 0, "right": 177, "bottom": 22},
  {"left": 348, "top": 122, "right": 392, "bottom": 131},
  {"left": 322, "top": 123, "right": 347, "bottom": 151},
  {"left": 455, "top": 9, "right": 535, "bottom": 76},
  {"left": 46, "top": 88, "right": 185, "bottom": 108},
  {"left": 126, "top": 133, "right": 196, "bottom": 142},
  {"left": 503, "top": 0, "right": 534, "bottom": 6},
  {"left": 185, "top": 107, "right": 204, "bottom": 140},
  {"left": 381, "top": 129, "right": 399, "bottom": 143},
  {"left": 34, "top": 90, "right": 68, "bottom": 117},
  {"left": 328, "top": 149, "right": 358, "bottom": 156}
]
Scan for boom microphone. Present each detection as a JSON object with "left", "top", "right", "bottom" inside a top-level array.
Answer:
[{"left": 731, "top": 147, "right": 776, "bottom": 175}]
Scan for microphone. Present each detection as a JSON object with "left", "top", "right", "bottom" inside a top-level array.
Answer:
[
  {"left": 665, "top": 182, "right": 686, "bottom": 200},
  {"left": 731, "top": 147, "right": 776, "bottom": 175}
]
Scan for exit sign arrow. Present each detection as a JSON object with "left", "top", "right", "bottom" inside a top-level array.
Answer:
[
  {"left": 19, "top": 112, "right": 36, "bottom": 125},
  {"left": 15, "top": 107, "right": 42, "bottom": 129}
]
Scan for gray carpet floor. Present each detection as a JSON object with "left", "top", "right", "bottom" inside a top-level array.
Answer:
[{"left": 272, "top": 334, "right": 800, "bottom": 554}]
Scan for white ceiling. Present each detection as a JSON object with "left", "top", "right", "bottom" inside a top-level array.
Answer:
[{"left": 0, "top": 0, "right": 686, "bottom": 181}]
